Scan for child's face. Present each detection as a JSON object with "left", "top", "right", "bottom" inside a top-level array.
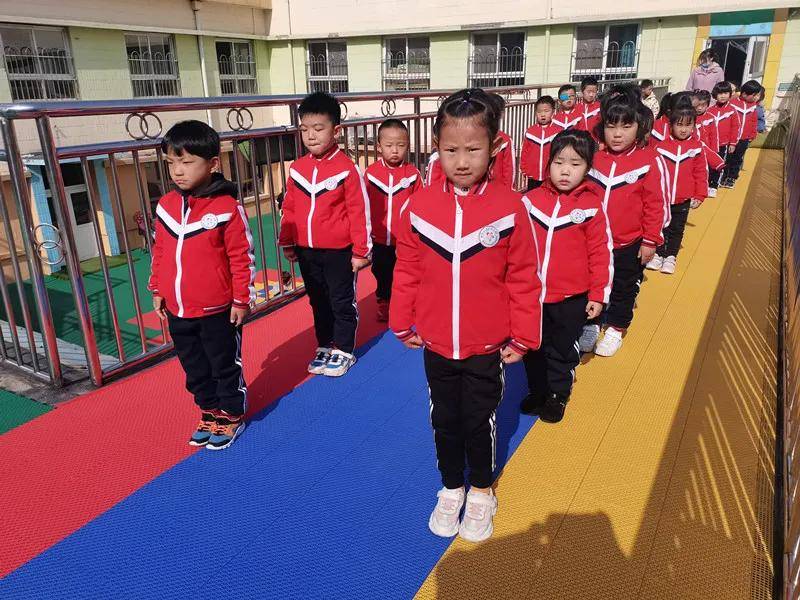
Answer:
[
  {"left": 165, "top": 149, "right": 218, "bottom": 192},
  {"left": 604, "top": 120, "right": 638, "bottom": 152},
  {"left": 558, "top": 89, "right": 576, "bottom": 111},
  {"left": 715, "top": 91, "right": 731, "bottom": 104},
  {"left": 549, "top": 145, "right": 588, "bottom": 193},
  {"left": 582, "top": 85, "right": 598, "bottom": 104},
  {"left": 435, "top": 117, "right": 499, "bottom": 189},
  {"left": 672, "top": 117, "right": 695, "bottom": 141},
  {"left": 299, "top": 113, "right": 341, "bottom": 157},
  {"left": 641, "top": 86, "right": 653, "bottom": 98},
  {"left": 742, "top": 92, "right": 760, "bottom": 103},
  {"left": 377, "top": 126, "right": 409, "bottom": 167},
  {"left": 692, "top": 98, "right": 709, "bottom": 115},
  {"left": 535, "top": 103, "right": 554, "bottom": 125}
]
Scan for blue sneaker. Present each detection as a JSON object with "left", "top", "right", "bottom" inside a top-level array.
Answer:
[
  {"left": 308, "top": 347, "right": 332, "bottom": 375},
  {"left": 206, "top": 413, "right": 246, "bottom": 450},
  {"left": 188, "top": 411, "right": 217, "bottom": 447}
]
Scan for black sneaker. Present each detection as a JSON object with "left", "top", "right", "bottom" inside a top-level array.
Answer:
[
  {"left": 539, "top": 394, "right": 569, "bottom": 424},
  {"left": 719, "top": 177, "right": 735, "bottom": 189},
  {"left": 520, "top": 392, "right": 547, "bottom": 416}
]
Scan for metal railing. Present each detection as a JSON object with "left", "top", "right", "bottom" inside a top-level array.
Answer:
[
  {"left": 0, "top": 76, "right": 667, "bottom": 387},
  {"left": 781, "top": 73, "right": 800, "bottom": 600},
  {"left": 468, "top": 48, "right": 526, "bottom": 88},
  {"left": 571, "top": 42, "right": 640, "bottom": 82},
  {"left": 2, "top": 45, "right": 78, "bottom": 101},
  {"left": 382, "top": 49, "right": 430, "bottom": 91}
]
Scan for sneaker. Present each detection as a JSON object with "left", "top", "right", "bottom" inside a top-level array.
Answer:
[
  {"left": 539, "top": 394, "right": 568, "bottom": 424},
  {"left": 578, "top": 324, "right": 600, "bottom": 353},
  {"left": 520, "top": 392, "right": 547, "bottom": 416},
  {"left": 308, "top": 347, "right": 332, "bottom": 374},
  {"left": 458, "top": 489, "right": 498, "bottom": 543},
  {"left": 660, "top": 256, "right": 676, "bottom": 274},
  {"left": 188, "top": 411, "right": 217, "bottom": 447},
  {"left": 719, "top": 178, "right": 735, "bottom": 189},
  {"left": 323, "top": 349, "right": 356, "bottom": 377},
  {"left": 376, "top": 298, "right": 389, "bottom": 322},
  {"left": 646, "top": 254, "right": 664, "bottom": 271},
  {"left": 594, "top": 327, "right": 623, "bottom": 357},
  {"left": 428, "top": 486, "right": 466, "bottom": 537},
  {"left": 708, "top": 187, "right": 717, "bottom": 198},
  {"left": 206, "top": 413, "right": 246, "bottom": 450}
]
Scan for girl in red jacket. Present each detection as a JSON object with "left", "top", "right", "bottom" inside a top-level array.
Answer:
[
  {"left": 582, "top": 84, "right": 670, "bottom": 358},
  {"left": 648, "top": 106, "right": 708, "bottom": 275},
  {"left": 520, "top": 95, "right": 560, "bottom": 191},
  {"left": 390, "top": 88, "right": 542, "bottom": 543},
  {"left": 522, "top": 130, "right": 613, "bottom": 423}
]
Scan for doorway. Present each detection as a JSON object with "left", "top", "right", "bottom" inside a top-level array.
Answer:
[{"left": 707, "top": 35, "right": 769, "bottom": 87}]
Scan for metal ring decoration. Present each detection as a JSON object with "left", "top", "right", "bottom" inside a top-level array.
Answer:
[
  {"left": 523, "top": 89, "right": 531, "bottom": 101},
  {"left": 124, "top": 111, "right": 163, "bottom": 141},
  {"left": 381, "top": 98, "right": 396, "bottom": 117},
  {"left": 437, "top": 95, "right": 447, "bottom": 108},
  {"left": 32, "top": 223, "right": 64, "bottom": 266},
  {"left": 226, "top": 107, "right": 254, "bottom": 132},
  {"left": 339, "top": 101, "right": 348, "bottom": 121}
]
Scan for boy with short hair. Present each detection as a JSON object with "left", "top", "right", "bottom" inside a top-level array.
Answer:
[
  {"left": 724, "top": 79, "right": 763, "bottom": 186},
  {"left": 279, "top": 91, "right": 372, "bottom": 377},
  {"left": 150, "top": 120, "right": 255, "bottom": 450},
  {"left": 364, "top": 119, "right": 422, "bottom": 321},
  {"left": 577, "top": 76, "right": 601, "bottom": 135},
  {"left": 707, "top": 81, "right": 741, "bottom": 189},
  {"left": 640, "top": 79, "right": 660, "bottom": 118},
  {"left": 553, "top": 84, "right": 581, "bottom": 130},
  {"left": 520, "top": 95, "right": 560, "bottom": 191}
]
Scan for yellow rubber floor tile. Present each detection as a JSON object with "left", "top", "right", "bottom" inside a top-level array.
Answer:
[{"left": 415, "top": 150, "right": 780, "bottom": 600}]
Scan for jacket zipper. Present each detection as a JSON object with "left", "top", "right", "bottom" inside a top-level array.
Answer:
[{"left": 174, "top": 195, "right": 191, "bottom": 317}]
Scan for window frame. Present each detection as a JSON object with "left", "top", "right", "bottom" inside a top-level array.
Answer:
[
  {"left": 571, "top": 21, "right": 641, "bottom": 82},
  {"left": 468, "top": 30, "right": 527, "bottom": 88},
  {"left": 0, "top": 24, "right": 79, "bottom": 101},
  {"left": 215, "top": 39, "right": 258, "bottom": 96},
  {"left": 124, "top": 32, "right": 181, "bottom": 98},
  {"left": 306, "top": 40, "right": 349, "bottom": 93},
  {"left": 382, "top": 36, "right": 431, "bottom": 91}
]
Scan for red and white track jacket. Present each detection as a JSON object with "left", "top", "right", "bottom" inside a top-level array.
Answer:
[
  {"left": 524, "top": 181, "right": 614, "bottom": 305},
  {"left": 693, "top": 116, "right": 725, "bottom": 172},
  {"left": 425, "top": 131, "right": 516, "bottom": 189},
  {"left": 365, "top": 159, "right": 422, "bottom": 246},
  {"left": 575, "top": 100, "right": 601, "bottom": 138},
  {"left": 149, "top": 175, "right": 256, "bottom": 318},
  {"left": 520, "top": 123, "right": 561, "bottom": 182},
  {"left": 390, "top": 177, "right": 542, "bottom": 360},
  {"left": 553, "top": 107, "right": 582, "bottom": 131},
  {"left": 653, "top": 135, "right": 709, "bottom": 205},
  {"left": 708, "top": 102, "right": 741, "bottom": 147},
  {"left": 278, "top": 145, "right": 372, "bottom": 258},
  {"left": 730, "top": 97, "right": 759, "bottom": 142},
  {"left": 588, "top": 145, "right": 670, "bottom": 249},
  {"left": 649, "top": 115, "right": 670, "bottom": 145}
]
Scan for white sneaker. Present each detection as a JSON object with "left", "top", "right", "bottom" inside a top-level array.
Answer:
[
  {"left": 322, "top": 349, "right": 356, "bottom": 377},
  {"left": 646, "top": 254, "right": 664, "bottom": 271},
  {"left": 594, "top": 327, "right": 623, "bottom": 357},
  {"left": 660, "top": 256, "right": 677, "bottom": 275},
  {"left": 458, "top": 489, "right": 498, "bottom": 543},
  {"left": 708, "top": 187, "right": 717, "bottom": 198},
  {"left": 578, "top": 324, "right": 600, "bottom": 353},
  {"left": 428, "top": 487, "right": 465, "bottom": 538},
  {"left": 307, "top": 347, "right": 332, "bottom": 374}
]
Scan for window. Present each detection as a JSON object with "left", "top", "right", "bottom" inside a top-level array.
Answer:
[
  {"left": 572, "top": 23, "right": 639, "bottom": 81},
  {"left": 125, "top": 33, "right": 180, "bottom": 97},
  {"left": 306, "top": 41, "right": 348, "bottom": 93},
  {"left": 469, "top": 31, "right": 525, "bottom": 88},
  {"left": 216, "top": 40, "right": 257, "bottom": 95},
  {"left": 383, "top": 37, "right": 430, "bottom": 91},
  {"left": 0, "top": 25, "right": 78, "bottom": 100}
]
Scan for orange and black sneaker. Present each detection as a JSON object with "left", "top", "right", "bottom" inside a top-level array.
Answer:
[
  {"left": 189, "top": 411, "right": 217, "bottom": 447},
  {"left": 206, "top": 412, "right": 246, "bottom": 450}
]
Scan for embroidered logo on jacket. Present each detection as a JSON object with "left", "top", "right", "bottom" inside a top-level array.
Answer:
[
  {"left": 290, "top": 168, "right": 350, "bottom": 198},
  {"left": 588, "top": 165, "right": 650, "bottom": 190},
  {"left": 410, "top": 212, "right": 515, "bottom": 262}
]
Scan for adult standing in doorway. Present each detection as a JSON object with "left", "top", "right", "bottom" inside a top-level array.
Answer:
[{"left": 686, "top": 49, "right": 725, "bottom": 93}]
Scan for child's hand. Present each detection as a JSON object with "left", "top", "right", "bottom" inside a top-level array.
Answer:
[
  {"left": 728, "top": 144, "right": 736, "bottom": 153},
  {"left": 690, "top": 198, "right": 702, "bottom": 209},
  {"left": 153, "top": 295, "right": 166, "bottom": 320},
  {"left": 639, "top": 244, "right": 656, "bottom": 265},
  {"left": 500, "top": 346, "right": 524, "bottom": 364},
  {"left": 352, "top": 256, "right": 370, "bottom": 272},
  {"left": 282, "top": 247, "right": 297, "bottom": 262},
  {"left": 585, "top": 301, "right": 603, "bottom": 319},
  {"left": 230, "top": 305, "right": 250, "bottom": 327},
  {"left": 403, "top": 333, "right": 424, "bottom": 349}
]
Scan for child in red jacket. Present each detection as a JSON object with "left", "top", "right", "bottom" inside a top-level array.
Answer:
[
  {"left": 723, "top": 79, "right": 763, "bottom": 186},
  {"left": 553, "top": 83, "right": 582, "bottom": 130},
  {"left": 708, "top": 81, "right": 741, "bottom": 188},
  {"left": 520, "top": 95, "right": 560, "bottom": 191},
  {"left": 279, "top": 92, "right": 372, "bottom": 378},
  {"left": 150, "top": 120, "right": 255, "bottom": 450},
  {"left": 364, "top": 119, "right": 422, "bottom": 321},
  {"left": 522, "top": 130, "right": 612, "bottom": 423},
  {"left": 691, "top": 90, "right": 725, "bottom": 197},
  {"left": 391, "top": 88, "right": 542, "bottom": 543},
  {"left": 648, "top": 106, "right": 708, "bottom": 275},
  {"left": 582, "top": 84, "right": 670, "bottom": 358},
  {"left": 576, "top": 76, "right": 601, "bottom": 138}
]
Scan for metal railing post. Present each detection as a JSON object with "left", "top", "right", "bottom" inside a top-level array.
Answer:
[{"left": 413, "top": 97, "right": 422, "bottom": 171}]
